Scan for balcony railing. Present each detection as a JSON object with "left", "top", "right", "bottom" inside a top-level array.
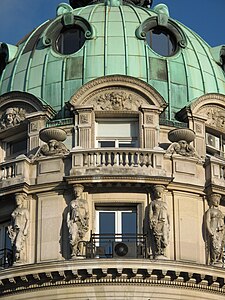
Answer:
[
  {"left": 0, "top": 156, "right": 31, "bottom": 183},
  {"left": 72, "top": 148, "right": 164, "bottom": 169},
  {"left": 205, "top": 156, "right": 225, "bottom": 188},
  {"left": 84, "top": 233, "right": 147, "bottom": 259},
  {"left": 0, "top": 248, "right": 13, "bottom": 269}
]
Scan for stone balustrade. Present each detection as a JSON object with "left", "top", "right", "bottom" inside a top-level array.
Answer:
[
  {"left": 0, "top": 156, "right": 32, "bottom": 189},
  {"left": 205, "top": 156, "right": 225, "bottom": 189},
  {"left": 71, "top": 148, "right": 164, "bottom": 169}
]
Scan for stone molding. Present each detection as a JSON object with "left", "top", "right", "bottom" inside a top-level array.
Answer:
[
  {"left": 69, "top": 75, "right": 167, "bottom": 110},
  {"left": 1, "top": 260, "right": 225, "bottom": 297}
]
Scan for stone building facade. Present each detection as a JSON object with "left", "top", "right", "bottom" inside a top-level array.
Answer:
[{"left": 0, "top": 0, "right": 225, "bottom": 299}]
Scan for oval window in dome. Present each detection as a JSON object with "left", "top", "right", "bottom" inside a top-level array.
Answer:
[
  {"left": 56, "top": 25, "right": 85, "bottom": 55},
  {"left": 146, "top": 27, "right": 176, "bottom": 57}
]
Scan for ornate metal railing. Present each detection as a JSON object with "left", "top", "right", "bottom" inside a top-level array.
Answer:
[
  {"left": 0, "top": 248, "right": 13, "bottom": 269},
  {"left": 85, "top": 233, "right": 147, "bottom": 259}
]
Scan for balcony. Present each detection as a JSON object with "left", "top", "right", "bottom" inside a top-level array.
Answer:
[
  {"left": 69, "top": 148, "right": 169, "bottom": 183},
  {"left": 205, "top": 156, "right": 225, "bottom": 189},
  {"left": 0, "top": 156, "right": 32, "bottom": 192},
  {"left": 85, "top": 233, "right": 147, "bottom": 259}
]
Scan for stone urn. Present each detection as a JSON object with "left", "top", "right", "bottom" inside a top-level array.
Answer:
[
  {"left": 39, "top": 127, "right": 67, "bottom": 143},
  {"left": 168, "top": 128, "right": 195, "bottom": 144}
]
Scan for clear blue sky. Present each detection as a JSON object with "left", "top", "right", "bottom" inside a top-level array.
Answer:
[{"left": 0, "top": 0, "right": 224, "bottom": 47}]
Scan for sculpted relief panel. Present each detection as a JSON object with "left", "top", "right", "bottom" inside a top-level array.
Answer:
[
  {"left": 92, "top": 90, "right": 142, "bottom": 111},
  {"left": 200, "top": 106, "right": 225, "bottom": 131}
]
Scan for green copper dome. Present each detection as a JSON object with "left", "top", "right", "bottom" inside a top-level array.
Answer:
[{"left": 0, "top": 2, "right": 224, "bottom": 120}]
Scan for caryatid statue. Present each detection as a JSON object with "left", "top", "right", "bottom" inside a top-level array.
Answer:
[
  {"left": 67, "top": 184, "right": 89, "bottom": 258},
  {"left": 205, "top": 193, "right": 225, "bottom": 266},
  {"left": 149, "top": 185, "right": 170, "bottom": 258},
  {"left": 8, "top": 193, "right": 29, "bottom": 264}
]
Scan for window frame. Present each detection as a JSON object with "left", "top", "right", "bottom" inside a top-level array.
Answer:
[
  {"left": 95, "top": 118, "right": 139, "bottom": 148},
  {"left": 136, "top": 16, "right": 187, "bottom": 57},
  {"left": 95, "top": 205, "right": 137, "bottom": 241},
  {"left": 42, "top": 14, "right": 95, "bottom": 56}
]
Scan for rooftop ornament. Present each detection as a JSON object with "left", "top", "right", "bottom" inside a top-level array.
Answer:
[
  {"left": 166, "top": 128, "right": 200, "bottom": 158},
  {"left": 38, "top": 127, "right": 69, "bottom": 157}
]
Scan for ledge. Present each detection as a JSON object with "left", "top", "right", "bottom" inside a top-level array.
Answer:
[{"left": 1, "top": 259, "right": 225, "bottom": 296}]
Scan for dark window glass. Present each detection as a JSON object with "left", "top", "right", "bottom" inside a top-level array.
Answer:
[
  {"left": 99, "top": 141, "right": 115, "bottom": 148},
  {"left": 99, "top": 212, "right": 115, "bottom": 235},
  {"left": 146, "top": 27, "right": 176, "bottom": 56},
  {"left": 7, "top": 139, "right": 27, "bottom": 156},
  {"left": 56, "top": 26, "right": 85, "bottom": 55},
  {"left": 0, "top": 52, "right": 6, "bottom": 75},
  {"left": 122, "top": 211, "right": 137, "bottom": 235}
]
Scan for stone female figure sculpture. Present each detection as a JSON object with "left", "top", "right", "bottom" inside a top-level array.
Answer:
[
  {"left": 67, "top": 185, "right": 89, "bottom": 258},
  {"left": 8, "top": 193, "right": 29, "bottom": 264},
  {"left": 205, "top": 193, "right": 225, "bottom": 266},
  {"left": 149, "top": 185, "right": 170, "bottom": 258}
]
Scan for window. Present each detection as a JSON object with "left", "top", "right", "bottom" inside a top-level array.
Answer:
[
  {"left": 206, "top": 131, "right": 225, "bottom": 156},
  {"left": 95, "top": 206, "right": 137, "bottom": 257},
  {"left": 56, "top": 26, "right": 85, "bottom": 54},
  {"left": 0, "top": 222, "right": 12, "bottom": 268},
  {"left": 6, "top": 139, "right": 27, "bottom": 157},
  {"left": 146, "top": 27, "right": 176, "bottom": 56},
  {"left": 95, "top": 119, "right": 139, "bottom": 148},
  {"left": 96, "top": 206, "right": 137, "bottom": 237}
]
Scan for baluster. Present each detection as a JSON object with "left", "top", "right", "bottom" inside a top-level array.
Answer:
[
  {"left": 0, "top": 168, "right": 4, "bottom": 180},
  {"left": 8, "top": 166, "right": 12, "bottom": 178},
  {"left": 125, "top": 152, "right": 129, "bottom": 166},
  {"left": 6, "top": 167, "right": 10, "bottom": 179},
  {"left": 83, "top": 153, "right": 88, "bottom": 166},
  {"left": 102, "top": 151, "right": 106, "bottom": 166},
  {"left": 130, "top": 152, "right": 135, "bottom": 166},
  {"left": 12, "top": 164, "right": 16, "bottom": 177},
  {"left": 89, "top": 153, "right": 93, "bottom": 167},
  {"left": 142, "top": 153, "right": 147, "bottom": 167},
  {"left": 112, "top": 151, "right": 117, "bottom": 166},
  {"left": 118, "top": 151, "right": 123, "bottom": 166},
  {"left": 96, "top": 152, "right": 100, "bottom": 166},
  {"left": 135, "top": 152, "right": 139, "bottom": 167}
]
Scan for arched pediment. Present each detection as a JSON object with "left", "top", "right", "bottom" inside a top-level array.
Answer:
[
  {"left": 0, "top": 91, "right": 54, "bottom": 113},
  {"left": 188, "top": 93, "right": 225, "bottom": 132},
  {"left": 69, "top": 75, "right": 167, "bottom": 112}
]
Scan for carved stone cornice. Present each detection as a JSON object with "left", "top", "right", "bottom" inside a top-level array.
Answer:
[{"left": 1, "top": 260, "right": 225, "bottom": 297}]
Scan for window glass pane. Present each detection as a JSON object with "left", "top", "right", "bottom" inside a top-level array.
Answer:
[
  {"left": 56, "top": 26, "right": 85, "bottom": 55},
  {"left": 146, "top": 27, "right": 176, "bottom": 56},
  {"left": 99, "top": 212, "right": 115, "bottom": 257},
  {"left": 99, "top": 141, "right": 115, "bottom": 148},
  {"left": 97, "top": 120, "right": 138, "bottom": 138},
  {"left": 5, "top": 228, "right": 11, "bottom": 249},
  {"left": 7, "top": 139, "right": 27, "bottom": 156},
  {"left": 119, "top": 142, "right": 136, "bottom": 148},
  {"left": 206, "top": 133, "right": 220, "bottom": 149},
  {"left": 99, "top": 212, "right": 115, "bottom": 234},
  {"left": 122, "top": 211, "right": 137, "bottom": 235}
]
